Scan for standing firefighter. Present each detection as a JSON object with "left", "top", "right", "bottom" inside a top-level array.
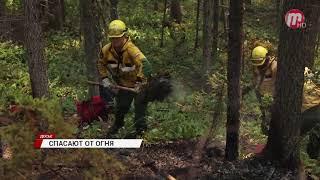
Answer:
[
  {"left": 249, "top": 45, "right": 320, "bottom": 159},
  {"left": 97, "top": 20, "right": 152, "bottom": 137}
]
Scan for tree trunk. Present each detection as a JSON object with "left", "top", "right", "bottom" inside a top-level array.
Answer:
[
  {"left": 194, "top": 0, "right": 201, "bottom": 49},
  {"left": 276, "top": 0, "right": 280, "bottom": 17},
  {"left": 0, "top": 0, "right": 5, "bottom": 17},
  {"left": 202, "top": 0, "right": 214, "bottom": 76},
  {"left": 80, "top": 0, "right": 100, "bottom": 97},
  {"left": 110, "top": 0, "right": 119, "bottom": 20},
  {"left": 264, "top": 0, "right": 311, "bottom": 170},
  {"left": 154, "top": 1, "right": 159, "bottom": 11},
  {"left": 48, "top": 0, "right": 65, "bottom": 30},
  {"left": 276, "top": 0, "right": 283, "bottom": 31},
  {"left": 170, "top": 0, "right": 182, "bottom": 24},
  {"left": 160, "top": 0, "right": 168, "bottom": 47},
  {"left": 23, "top": 0, "right": 49, "bottom": 98},
  {"left": 225, "top": 0, "right": 243, "bottom": 161},
  {"left": 220, "top": 0, "right": 229, "bottom": 39},
  {"left": 212, "top": 0, "right": 219, "bottom": 60},
  {"left": 303, "top": 0, "right": 320, "bottom": 68}
]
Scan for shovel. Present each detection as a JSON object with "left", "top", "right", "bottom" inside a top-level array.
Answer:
[{"left": 87, "top": 80, "right": 138, "bottom": 93}]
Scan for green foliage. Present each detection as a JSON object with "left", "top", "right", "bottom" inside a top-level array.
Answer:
[
  {"left": 64, "top": 0, "right": 81, "bottom": 29},
  {"left": 144, "top": 89, "right": 224, "bottom": 142},
  {"left": 46, "top": 32, "right": 88, "bottom": 99},
  {"left": 0, "top": 97, "right": 123, "bottom": 178},
  {"left": 0, "top": 43, "right": 31, "bottom": 101},
  {"left": 144, "top": 103, "right": 207, "bottom": 141},
  {"left": 261, "top": 94, "right": 273, "bottom": 109},
  {"left": 61, "top": 96, "right": 77, "bottom": 114},
  {"left": 241, "top": 120, "right": 267, "bottom": 144},
  {"left": 5, "top": 0, "right": 22, "bottom": 12},
  {"left": 301, "top": 136, "right": 320, "bottom": 177},
  {"left": 78, "top": 121, "right": 106, "bottom": 139},
  {"left": 0, "top": 42, "right": 25, "bottom": 62}
]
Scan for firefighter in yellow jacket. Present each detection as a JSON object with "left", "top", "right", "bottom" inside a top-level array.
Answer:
[
  {"left": 97, "top": 20, "right": 152, "bottom": 137},
  {"left": 250, "top": 46, "right": 277, "bottom": 134},
  {"left": 250, "top": 46, "right": 320, "bottom": 158}
]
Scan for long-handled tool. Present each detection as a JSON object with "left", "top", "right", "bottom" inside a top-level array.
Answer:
[
  {"left": 143, "top": 160, "right": 176, "bottom": 180},
  {"left": 87, "top": 80, "right": 138, "bottom": 93}
]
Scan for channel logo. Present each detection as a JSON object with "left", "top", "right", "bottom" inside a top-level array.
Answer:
[{"left": 285, "top": 9, "right": 306, "bottom": 29}]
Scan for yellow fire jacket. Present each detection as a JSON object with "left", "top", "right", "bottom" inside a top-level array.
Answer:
[
  {"left": 97, "top": 38, "right": 146, "bottom": 88},
  {"left": 254, "top": 58, "right": 320, "bottom": 112},
  {"left": 253, "top": 57, "right": 277, "bottom": 97}
]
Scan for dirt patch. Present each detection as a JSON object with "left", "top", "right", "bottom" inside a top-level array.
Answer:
[{"left": 107, "top": 139, "right": 317, "bottom": 180}]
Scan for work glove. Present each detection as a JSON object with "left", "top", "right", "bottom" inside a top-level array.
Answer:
[
  {"left": 134, "top": 81, "right": 146, "bottom": 93},
  {"left": 102, "top": 78, "right": 113, "bottom": 88},
  {"left": 142, "top": 58, "right": 153, "bottom": 78}
]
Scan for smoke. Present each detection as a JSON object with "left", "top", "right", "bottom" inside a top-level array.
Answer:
[{"left": 169, "top": 78, "right": 193, "bottom": 103}]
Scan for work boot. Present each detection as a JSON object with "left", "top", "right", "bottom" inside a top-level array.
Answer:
[
  {"left": 105, "top": 121, "right": 123, "bottom": 138},
  {"left": 106, "top": 113, "right": 125, "bottom": 138}
]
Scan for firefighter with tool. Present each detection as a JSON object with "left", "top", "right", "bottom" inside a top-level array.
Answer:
[
  {"left": 250, "top": 46, "right": 277, "bottom": 135},
  {"left": 250, "top": 45, "right": 320, "bottom": 159},
  {"left": 97, "top": 20, "right": 152, "bottom": 137}
]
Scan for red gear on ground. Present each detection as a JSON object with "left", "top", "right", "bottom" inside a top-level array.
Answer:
[{"left": 76, "top": 96, "right": 107, "bottom": 124}]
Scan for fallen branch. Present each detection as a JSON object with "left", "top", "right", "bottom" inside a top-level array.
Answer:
[
  {"left": 143, "top": 160, "right": 176, "bottom": 180},
  {"left": 16, "top": 170, "right": 27, "bottom": 180}
]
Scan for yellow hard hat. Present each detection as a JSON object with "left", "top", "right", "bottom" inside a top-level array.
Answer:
[
  {"left": 251, "top": 46, "right": 268, "bottom": 66},
  {"left": 108, "top": 20, "right": 127, "bottom": 38}
]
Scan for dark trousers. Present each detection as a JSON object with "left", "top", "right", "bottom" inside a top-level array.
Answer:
[
  {"left": 255, "top": 90, "right": 272, "bottom": 135},
  {"left": 109, "top": 89, "right": 148, "bottom": 135},
  {"left": 301, "top": 105, "right": 320, "bottom": 159}
]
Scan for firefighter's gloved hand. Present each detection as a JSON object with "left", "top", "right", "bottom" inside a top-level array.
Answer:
[
  {"left": 102, "top": 78, "right": 113, "bottom": 88},
  {"left": 134, "top": 82, "right": 144, "bottom": 93}
]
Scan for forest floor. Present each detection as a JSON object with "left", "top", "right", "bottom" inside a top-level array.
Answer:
[{"left": 111, "top": 138, "right": 313, "bottom": 180}]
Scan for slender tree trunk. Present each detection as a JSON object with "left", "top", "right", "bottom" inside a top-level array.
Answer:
[
  {"left": 48, "top": 0, "right": 65, "bottom": 30},
  {"left": 202, "top": 0, "right": 214, "bottom": 76},
  {"left": 276, "top": 0, "right": 280, "bottom": 16},
  {"left": 154, "top": 1, "right": 159, "bottom": 11},
  {"left": 212, "top": 0, "right": 219, "bottom": 60},
  {"left": 0, "top": 0, "right": 5, "bottom": 17},
  {"left": 194, "top": 0, "right": 201, "bottom": 49},
  {"left": 276, "top": 0, "right": 283, "bottom": 31},
  {"left": 170, "top": 0, "right": 182, "bottom": 23},
  {"left": 160, "top": 0, "right": 168, "bottom": 47},
  {"left": 110, "top": 0, "right": 118, "bottom": 20},
  {"left": 316, "top": 32, "right": 320, "bottom": 55},
  {"left": 221, "top": 0, "right": 229, "bottom": 39},
  {"left": 264, "top": 0, "right": 311, "bottom": 170},
  {"left": 24, "top": 0, "right": 49, "bottom": 98},
  {"left": 225, "top": 0, "right": 243, "bottom": 161},
  {"left": 304, "top": 0, "right": 320, "bottom": 68},
  {"left": 80, "top": 0, "right": 100, "bottom": 97}
]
